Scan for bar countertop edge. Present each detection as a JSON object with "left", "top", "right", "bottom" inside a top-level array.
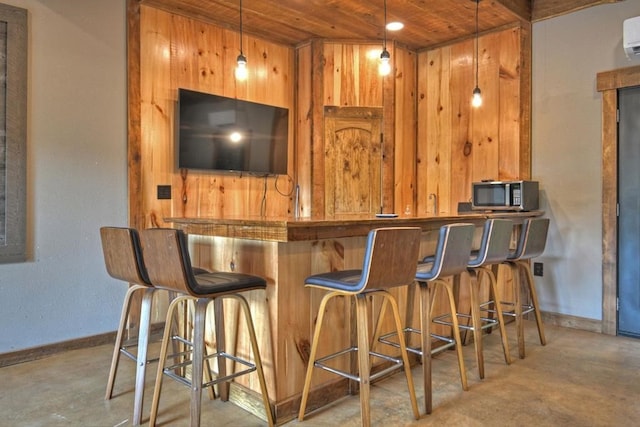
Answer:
[{"left": 165, "top": 211, "right": 544, "bottom": 242}]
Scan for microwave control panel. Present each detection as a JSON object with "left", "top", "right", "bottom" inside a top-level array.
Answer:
[{"left": 511, "top": 183, "right": 521, "bottom": 206}]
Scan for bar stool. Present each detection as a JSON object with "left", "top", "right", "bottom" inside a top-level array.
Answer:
[
  {"left": 375, "top": 223, "right": 474, "bottom": 415},
  {"left": 432, "top": 219, "right": 513, "bottom": 379},
  {"left": 100, "top": 226, "right": 157, "bottom": 426},
  {"left": 298, "top": 227, "right": 422, "bottom": 426},
  {"left": 139, "top": 228, "right": 274, "bottom": 427},
  {"left": 502, "top": 217, "right": 550, "bottom": 358},
  {"left": 415, "top": 223, "right": 476, "bottom": 414}
]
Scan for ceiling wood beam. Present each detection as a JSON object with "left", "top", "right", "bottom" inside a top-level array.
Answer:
[
  {"left": 494, "top": 0, "right": 532, "bottom": 22},
  {"left": 532, "top": 0, "right": 623, "bottom": 22}
]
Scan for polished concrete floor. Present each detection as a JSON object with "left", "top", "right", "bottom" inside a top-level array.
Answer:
[{"left": 2, "top": 321, "right": 640, "bottom": 426}]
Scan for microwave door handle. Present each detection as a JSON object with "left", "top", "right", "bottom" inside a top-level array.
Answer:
[{"left": 505, "top": 183, "right": 510, "bottom": 205}]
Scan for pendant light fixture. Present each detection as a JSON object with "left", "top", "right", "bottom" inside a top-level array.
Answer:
[
  {"left": 471, "top": 0, "right": 482, "bottom": 108},
  {"left": 379, "top": 0, "right": 391, "bottom": 76},
  {"left": 235, "top": 0, "right": 248, "bottom": 81}
]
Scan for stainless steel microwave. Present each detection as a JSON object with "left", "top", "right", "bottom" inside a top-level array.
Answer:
[{"left": 471, "top": 180, "right": 539, "bottom": 211}]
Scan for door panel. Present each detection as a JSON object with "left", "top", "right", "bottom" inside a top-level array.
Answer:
[
  {"left": 324, "top": 107, "right": 382, "bottom": 218},
  {"left": 618, "top": 85, "right": 640, "bottom": 337}
]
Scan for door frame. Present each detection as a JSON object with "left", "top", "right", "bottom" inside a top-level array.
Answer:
[{"left": 597, "top": 65, "right": 640, "bottom": 335}]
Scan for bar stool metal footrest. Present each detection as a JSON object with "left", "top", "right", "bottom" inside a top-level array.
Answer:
[
  {"left": 492, "top": 301, "right": 536, "bottom": 318},
  {"left": 313, "top": 346, "right": 408, "bottom": 383},
  {"left": 432, "top": 312, "right": 500, "bottom": 332},
  {"left": 378, "top": 328, "right": 457, "bottom": 356}
]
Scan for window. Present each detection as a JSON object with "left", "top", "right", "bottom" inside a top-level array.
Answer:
[{"left": 0, "top": 3, "right": 27, "bottom": 263}]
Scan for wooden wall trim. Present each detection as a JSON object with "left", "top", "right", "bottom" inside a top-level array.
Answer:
[
  {"left": 127, "top": 0, "right": 143, "bottom": 230},
  {"left": 597, "top": 65, "right": 640, "bottom": 92},
  {"left": 381, "top": 43, "right": 395, "bottom": 214},
  {"left": 533, "top": 0, "right": 623, "bottom": 22},
  {"left": 310, "top": 39, "right": 325, "bottom": 219},
  {"left": 495, "top": 0, "right": 532, "bottom": 22},
  {"left": 0, "top": 332, "right": 116, "bottom": 368},
  {"left": 541, "top": 311, "right": 603, "bottom": 334},
  {"left": 596, "top": 65, "right": 640, "bottom": 336},
  {"left": 601, "top": 90, "right": 617, "bottom": 336},
  {"left": 0, "top": 323, "right": 165, "bottom": 368},
  {"left": 519, "top": 22, "right": 532, "bottom": 179}
]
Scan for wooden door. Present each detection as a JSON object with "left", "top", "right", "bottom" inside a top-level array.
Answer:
[
  {"left": 617, "top": 85, "right": 640, "bottom": 338},
  {"left": 323, "top": 106, "right": 383, "bottom": 218}
]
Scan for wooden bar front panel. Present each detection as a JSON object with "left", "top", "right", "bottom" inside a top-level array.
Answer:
[{"left": 179, "top": 213, "right": 538, "bottom": 422}]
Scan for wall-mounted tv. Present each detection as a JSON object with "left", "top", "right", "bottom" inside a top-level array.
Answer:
[{"left": 177, "top": 88, "right": 289, "bottom": 175}]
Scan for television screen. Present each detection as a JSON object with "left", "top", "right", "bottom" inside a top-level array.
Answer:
[{"left": 177, "top": 88, "right": 289, "bottom": 175}]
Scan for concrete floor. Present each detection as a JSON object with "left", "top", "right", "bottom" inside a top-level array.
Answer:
[{"left": 1, "top": 321, "right": 639, "bottom": 426}]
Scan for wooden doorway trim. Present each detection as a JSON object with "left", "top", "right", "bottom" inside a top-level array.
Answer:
[{"left": 596, "top": 65, "right": 640, "bottom": 335}]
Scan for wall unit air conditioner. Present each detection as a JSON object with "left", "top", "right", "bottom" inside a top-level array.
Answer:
[{"left": 623, "top": 16, "right": 640, "bottom": 59}]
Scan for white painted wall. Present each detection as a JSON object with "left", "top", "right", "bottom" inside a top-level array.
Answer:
[
  {"left": 532, "top": 1, "right": 640, "bottom": 320},
  {"left": 0, "top": 0, "right": 127, "bottom": 353}
]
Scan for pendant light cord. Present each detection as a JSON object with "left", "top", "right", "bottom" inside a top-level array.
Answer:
[
  {"left": 475, "top": 0, "right": 479, "bottom": 87},
  {"left": 239, "top": 0, "right": 244, "bottom": 54},
  {"left": 383, "top": 0, "right": 387, "bottom": 49}
]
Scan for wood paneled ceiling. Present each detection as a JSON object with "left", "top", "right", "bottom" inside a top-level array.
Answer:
[{"left": 139, "top": 0, "right": 621, "bottom": 51}]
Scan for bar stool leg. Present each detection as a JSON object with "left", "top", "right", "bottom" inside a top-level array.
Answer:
[
  {"left": 510, "top": 264, "right": 526, "bottom": 359},
  {"left": 481, "top": 266, "right": 512, "bottom": 365},
  {"left": 355, "top": 295, "right": 372, "bottom": 426},
  {"left": 214, "top": 298, "right": 229, "bottom": 402},
  {"left": 132, "top": 288, "right": 154, "bottom": 425},
  {"left": 188, "top": 299, "right": 209, "bottom": 427},
  {"left": 105, "top": 284, "right": 147, "bottom": 400},
  {"left": 519, "top": 261, "right": 547, "bottom": 346},
  {"left": 466, "top": 270, "right": 485, "bottom": 379},
  {"left": 452, "top": 274, "right": 472, "bottom": 344},
  {"left": 418, "top": 281, "right": 433, "bottom": 415},
  {"left": 231, "top": 294, "right": 275, "bottom": 426},
  {"left": 418, "top": 279, "right": 469, "bottom": 414},
  {"left": 433, "top": 279, "right": 468, "bottom": 391},
  {"left": 383, "top": 291, "right": 420, "bottom": 420},
  {"left": 298, "top": 291, "right": 339, "bottom": 421},
  {"left": 149, "top": 296, "right": 188, "bottom": 426}
]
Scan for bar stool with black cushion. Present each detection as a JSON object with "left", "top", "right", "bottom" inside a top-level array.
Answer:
[
  {"left": 431, "top": 219, "right": 513, "bottom": 379},
  {"left": 502, "top": 217, "right": 550, "bottom": 359},
  {"left": 417, "top": 223, "right": 478, "bottom": 414},
  {"left": 100, "top": 226, "right": 158, "bottom": 426},
  {"left": 391, "top": 223, "right": 476, "bottom": 415},
  {"left": 139, "top": 228, "right": 274, "bottom": 427},
  {"left": 101, "top": 227, "right": 213, "bottom": 425},
  {"left": 298, "top": 227, "right": 422, "bottom": 427}
]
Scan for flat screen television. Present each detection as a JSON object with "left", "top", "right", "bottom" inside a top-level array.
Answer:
[{"left": 177, "top": 88, "right": 289, "bottom": 175}]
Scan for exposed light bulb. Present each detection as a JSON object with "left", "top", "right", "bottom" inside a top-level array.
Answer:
[
  {"left": 472, "top": 86, "right": 483, "bottom": 108},
  {"left": 235, "top": 53, "right": 247, "bottom": 81},
  {"left": 229, "top": 131, "right": 242, "bottom": 143},
  {"left": 379, "top": 48, "right": 391, "bottom": 76}
]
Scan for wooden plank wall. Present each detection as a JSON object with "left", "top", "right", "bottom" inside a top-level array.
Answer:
[
  {"left": 417, "top": 26, "right": 527, "bottom": 216},
  {"left": 139, "top": 5, "right": 295, "bottom": 228},
  {"left": 137, "top": 6, "right": 527, "bottom": 223}
]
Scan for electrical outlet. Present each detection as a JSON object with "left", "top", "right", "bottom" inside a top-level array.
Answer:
[
  {"left": 157, "top": 185, "right": 171, "bottom": 200},
  {"left": 533, "top": 262, "right": 543, "bottom": 277}
]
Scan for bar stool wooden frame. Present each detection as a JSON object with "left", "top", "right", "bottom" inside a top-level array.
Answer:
[
  {"left": 100, "top": 226, "right": 157, "bottom": 426},
  {"left": 298, "top": 227, "right": 422, "bottom": 426},
  {"left": 140, "top": 228, "right": 274, "bottom": 427},
  {"left": 414, "top": 223, "right": 476, "bottom": 414},
  {"left": 376, "top": 223, "right": 475, "bottom": 415},
  {"left": 432, "top": 219, "right": 513, "bottom": 379},
  {"left": 503, "top": 217, "right": 550, "bottom": 358}
]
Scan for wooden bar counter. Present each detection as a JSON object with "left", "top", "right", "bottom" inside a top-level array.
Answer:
[{"left": 166, "top": 211, "right": 543, "bottom": 423}]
